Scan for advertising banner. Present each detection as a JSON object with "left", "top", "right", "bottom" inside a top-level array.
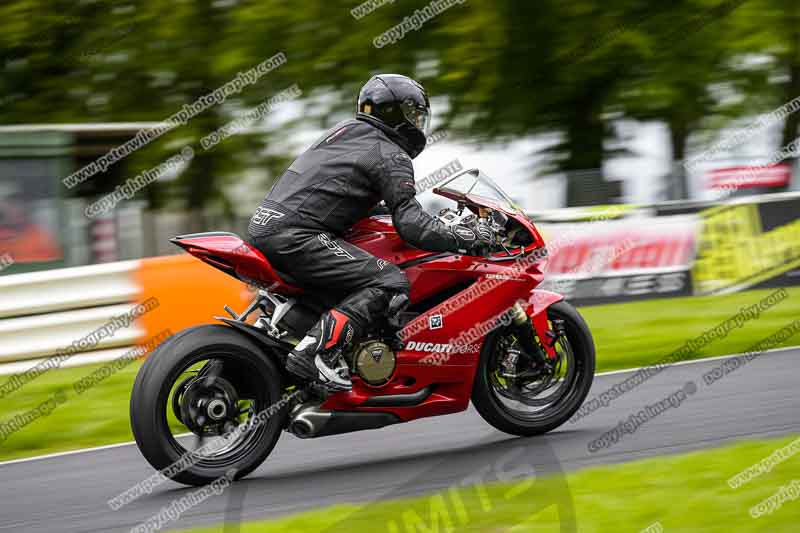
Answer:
[{"left": 532, "top": 193, "right": 800, "bottom": 304}]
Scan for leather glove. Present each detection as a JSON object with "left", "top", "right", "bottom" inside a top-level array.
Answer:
[
  {"left": 450, "top": 219, "right": 496, "bottom": 256},
  {"left": 471, "top": 218, "right": 497, "bottom": 256}
]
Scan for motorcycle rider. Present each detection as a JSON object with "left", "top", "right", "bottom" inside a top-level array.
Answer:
[{"left": 248, "top": 74, "right": 495, "bottom": 392}]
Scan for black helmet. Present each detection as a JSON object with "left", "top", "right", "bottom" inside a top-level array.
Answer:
[{"left": 356, "top": 74, "right": 431, "bottom": 158}]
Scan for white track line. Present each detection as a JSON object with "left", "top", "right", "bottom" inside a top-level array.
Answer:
[
  {"left": 593, "top": 345, "right": 798, "bottom": 376},
  {"left": 0, "top": 345, "right": 796, "bottom": 468},
  {"left": 0, "top": 441, "right": 138, "bottom": 467}
]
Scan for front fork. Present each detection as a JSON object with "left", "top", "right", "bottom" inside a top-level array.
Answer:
[
  {"left": 509, "top": 302, "right": 556, "bottom": 365},
  {"left": 518, "top": 289, "right": 567, "bottom": 361}
]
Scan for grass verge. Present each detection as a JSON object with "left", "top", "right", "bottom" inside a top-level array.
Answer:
[
  {"left": 178, "top": 435, "right": 800, "bottom": 532},
  {"left": 579, "top": 286, "right": 799, "bottom": 372}
]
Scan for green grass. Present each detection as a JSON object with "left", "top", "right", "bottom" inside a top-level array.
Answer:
[
  {"left": 0, "top": 359, "right": 144, "bottom": 460},
  {"left": 0, "top": 286, "right": 798, "bottom": 461},
  {"left": 579, "top": 286, "right": 800, "bottom": 372},
  {"left": 179, "top": 435, "right": 800, "bottom": 532}
]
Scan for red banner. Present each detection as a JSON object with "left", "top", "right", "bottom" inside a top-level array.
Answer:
[{"left": 707, "top": 163, "right": 791, "bottom": 190}]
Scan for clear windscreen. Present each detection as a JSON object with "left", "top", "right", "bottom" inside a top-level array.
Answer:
[{"left": 435, "top": 169, "right": 524, "bottom": 215}]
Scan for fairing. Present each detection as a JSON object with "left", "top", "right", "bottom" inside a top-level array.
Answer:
[{"left": 172, "top": 169, "right": 562, "bottom": 423}]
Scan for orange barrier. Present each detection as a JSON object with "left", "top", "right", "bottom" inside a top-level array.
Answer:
[{"left": 134, "top": 255, "right": 256, "bottom": 343}]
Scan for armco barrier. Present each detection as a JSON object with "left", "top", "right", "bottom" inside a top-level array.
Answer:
[
  {"left": 0, "top": 260, "right": 140, "bottom": 319},
  {"left": 0, "top": 255, "right": 252, "bottom": 371},
  {"left": 0, "top": 304, "right": 143, "bottom": 363}
]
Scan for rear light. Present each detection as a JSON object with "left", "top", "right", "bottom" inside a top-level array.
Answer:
[{"left": 199, "top": 254, "right": 235, "bottom": 272}]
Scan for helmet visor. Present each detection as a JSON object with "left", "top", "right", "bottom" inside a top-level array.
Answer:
[{"left": 401, "top": 98, "right": 431, "bottom": 137}]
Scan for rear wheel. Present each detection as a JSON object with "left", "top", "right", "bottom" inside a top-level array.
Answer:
[
  {"left": 472, "top": 301, "right": 595, "bottom": 436},
  {"left": 131, "top": 325, "right": 291, "bottom": 486}
]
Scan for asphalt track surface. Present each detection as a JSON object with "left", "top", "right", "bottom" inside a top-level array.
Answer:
[{"left": 1, "top": 348, "right": 798, "bottom": 532}]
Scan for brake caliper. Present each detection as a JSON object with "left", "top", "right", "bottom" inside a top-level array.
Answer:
[{"left": 547, "top": 319, "right": 566, "bottom": 346}]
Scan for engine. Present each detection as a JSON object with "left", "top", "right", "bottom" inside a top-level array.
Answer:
[{"left": 351, "top": 340, "right": 396, "bottom": 386}]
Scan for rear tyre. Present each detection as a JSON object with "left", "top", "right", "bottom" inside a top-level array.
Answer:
[
  {"left": 472, "top": 301, "right": 595, "bottom": 436},
  {"left": 131, "top": 325, "right": 289, "bottom": 486}
]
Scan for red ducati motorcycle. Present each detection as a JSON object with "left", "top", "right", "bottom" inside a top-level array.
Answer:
[{"left": 131, "top": 169, "right": 595, "bottom": 486}]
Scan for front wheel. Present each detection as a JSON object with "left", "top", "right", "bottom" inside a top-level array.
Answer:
[
  {"left": 130, "top": 325, "right": 290, "bottom": 486},
  {"left": 472, "top": 300, "right": 595, "bottom": 436}
]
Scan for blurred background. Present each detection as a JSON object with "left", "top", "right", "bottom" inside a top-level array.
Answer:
[
  {"left": 1, "top": 2, "right": 800, "bottom": 532},
  {"left": 1, "top": 0, "right": 800, "bottom": 271}
]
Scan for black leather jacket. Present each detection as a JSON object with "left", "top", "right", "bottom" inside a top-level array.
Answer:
[{"left": 248, "top": 115, "right": 472, "bottom": 253}]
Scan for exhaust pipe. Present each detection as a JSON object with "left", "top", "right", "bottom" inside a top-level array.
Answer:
[
  {"left": 288, "top": 405, "right": 331, "bottom": 438},
  {"left": 288, "top": 404, "right": 400, "bottom": 439}
]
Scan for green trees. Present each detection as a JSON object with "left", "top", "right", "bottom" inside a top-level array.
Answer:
[{"left": 0, "top": 0, "right": 794, "bottom": 207}]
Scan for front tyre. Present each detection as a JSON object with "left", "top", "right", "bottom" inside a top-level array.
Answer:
[
  {"left": 472, "top": 301, "right": 595, "bottom": 436},
  {"left": 131, "top": 325, "right": 289, "bottom": 486}
]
